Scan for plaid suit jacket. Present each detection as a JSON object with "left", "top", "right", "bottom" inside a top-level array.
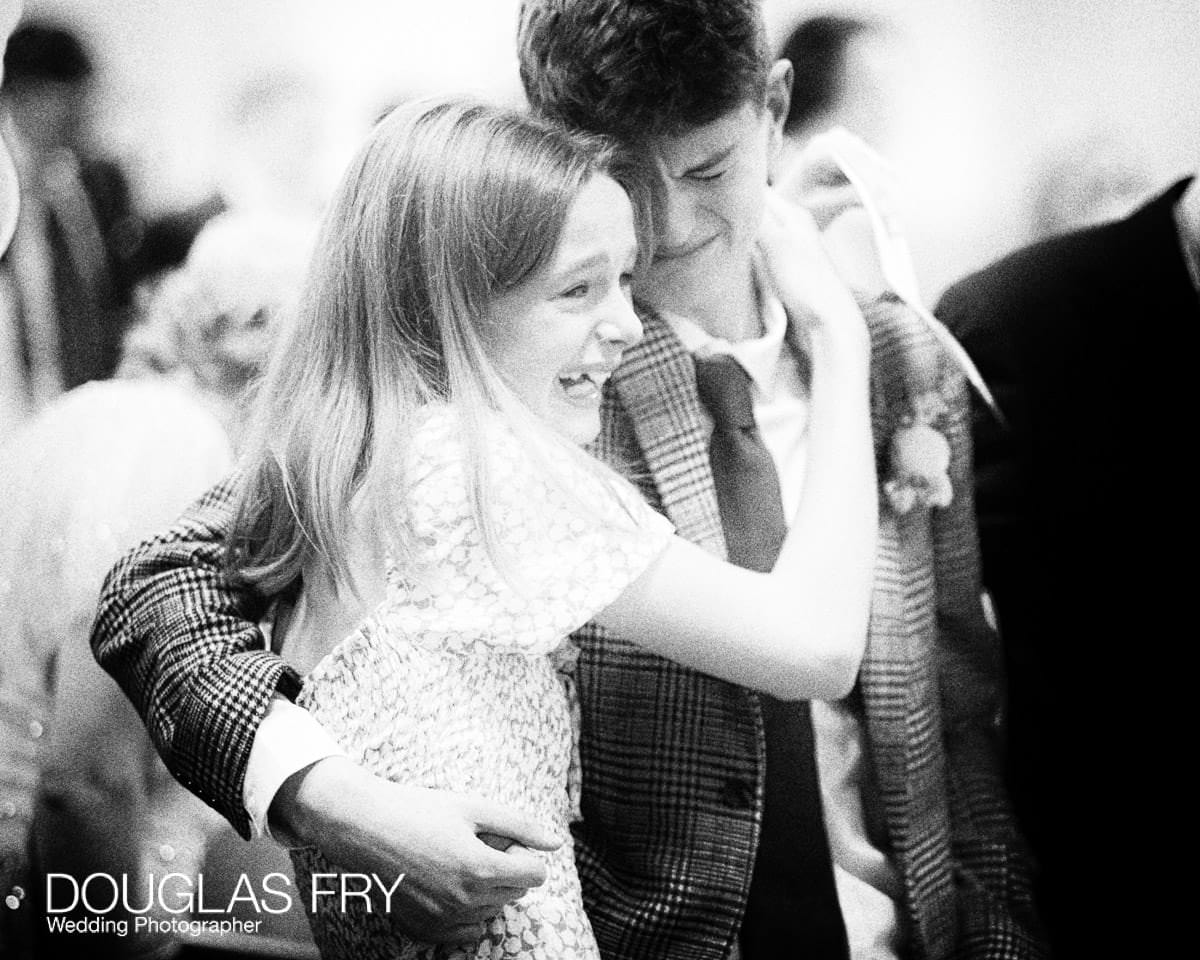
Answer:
[
  {"left": 570, "top": 307, "right": 1045, "bottom": 960},
  {"left": 92, "top": 478, "right": 298, "bottom": 839},
  {"left": 91, "top": 309, "right": 1044, "bottom": 960}
]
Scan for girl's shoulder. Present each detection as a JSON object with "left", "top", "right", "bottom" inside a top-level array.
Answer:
[
  {"left": 405, "top": 402, "right": 668, "bottom": 539},
  {"left": 380, "top": 402, "right": 674, "bottom": 655}
]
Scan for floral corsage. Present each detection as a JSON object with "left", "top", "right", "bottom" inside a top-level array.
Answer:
[
  {"left": 779, "top": 126, "right": 997, "bottom": 517},
  {"left": 861, "top": 294, "right": 956, "bottom": 516}
]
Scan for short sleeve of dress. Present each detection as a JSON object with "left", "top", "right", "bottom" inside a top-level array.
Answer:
[{"left": 381, "top": 406, "right": 674, "bottom": 656}]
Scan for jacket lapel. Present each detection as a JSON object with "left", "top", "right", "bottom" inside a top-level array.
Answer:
[
  {"left": 611, "top": 309, "right": 727, "bottom": 558},
  {"left": 613, "top": 303, "right": 960, "bottom": 957},
  {"left": 859, "top": 510, "right": 958, "bottom": 959},
  {"left": 857, "top": 252, "right": 962, "bottom": 959}
]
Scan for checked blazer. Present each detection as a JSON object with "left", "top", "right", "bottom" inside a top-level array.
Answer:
[
  {"left": 568, "top": 305, "right": 1043, "bottom": 960},
  {"left": 92, "top": 307, "right": 1044, "bottom": 960}
]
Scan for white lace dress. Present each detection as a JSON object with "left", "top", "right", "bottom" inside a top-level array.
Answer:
[{"left": 287, "top": 406, "right": 673, "bottom": 960}]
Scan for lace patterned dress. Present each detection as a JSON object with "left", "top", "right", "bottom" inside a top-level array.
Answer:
[{"left": 286, "top": 406, "right": 673, "bottom": 960}]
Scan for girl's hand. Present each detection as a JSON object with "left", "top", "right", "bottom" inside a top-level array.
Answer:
[
  {"left": 775, "top": 143, "right": 860, "bottom": 230},
  {"left": 755, "top": 191, "right": 870, "bottom": 357},
  {"left": 822, "top": 206, "right": 889, "bottom": 301}
]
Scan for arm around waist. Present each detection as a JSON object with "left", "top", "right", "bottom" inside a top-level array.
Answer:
[{"left": 90, "top": 475, "right": 295, "bottom": 837}]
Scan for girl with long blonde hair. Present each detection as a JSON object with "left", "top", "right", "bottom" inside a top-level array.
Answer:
[{"left": 228, "top": 98, "right": 877, "bottom": 960}]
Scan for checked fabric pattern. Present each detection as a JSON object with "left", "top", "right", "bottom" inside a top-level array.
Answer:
[
  {"left": 91, "top": 473, "right": 293, "bottom": 839},
  {"left": 568, "top": 306, "right": 1044, "bottom": 960},
  {"left": 91, "top": 304, "right": 1044, "bottom": 960}
]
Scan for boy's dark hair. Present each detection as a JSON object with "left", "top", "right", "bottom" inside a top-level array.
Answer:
[
  {"left": 518, "top": 0, "right": 771, "bottom": 142},
  {"left": 779, "top": 14, "right": 878, "bottom": 135}
]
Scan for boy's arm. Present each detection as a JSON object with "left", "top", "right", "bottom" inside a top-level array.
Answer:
[
  {"left": 90, "top": 475, "right": 288, "bottom": 837},
  {"left": 90, "top": 475, "right": 565, "bottom": 943}
]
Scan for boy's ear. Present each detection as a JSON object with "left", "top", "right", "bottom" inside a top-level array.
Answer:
[{"left": 766, "top": 59, "right": 794, "bottom": 184}]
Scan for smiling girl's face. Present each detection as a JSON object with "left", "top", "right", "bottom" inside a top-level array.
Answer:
[{"left": 483, "top": 174, "right": 643, "bottom": 445}]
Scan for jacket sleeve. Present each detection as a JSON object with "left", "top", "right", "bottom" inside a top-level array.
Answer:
[
  {"left": 90, "top": 475, "right": 301, "bottom": 838},
  {"left": 930, "top": 354, "right": 1045, "bottom": 959}
]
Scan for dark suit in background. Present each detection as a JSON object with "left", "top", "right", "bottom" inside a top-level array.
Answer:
[
  {"left": 1, "top": 22, "right": 143, "bottom": 401},
  {"left": 10, "top": 151, "right": 139, "bottom": 389},
  {"left": 937, "top": 180, "right": 1198, "bottom": 957}
]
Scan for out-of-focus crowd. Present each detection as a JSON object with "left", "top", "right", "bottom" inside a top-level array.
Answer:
[{"left": 0, "top": 19, "right": 322, "bottom": 959}]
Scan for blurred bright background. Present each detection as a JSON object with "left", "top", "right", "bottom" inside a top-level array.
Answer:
[{"left": 22, "top": 0, "right": 1200, "bottom": 297}]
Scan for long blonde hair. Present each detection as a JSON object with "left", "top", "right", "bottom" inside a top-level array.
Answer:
[{"left": 227, "top": 98, "right": 651, "bottom": 596}]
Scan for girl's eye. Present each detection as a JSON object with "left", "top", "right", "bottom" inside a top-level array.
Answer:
[
  {"left": 689, "top": 169, "right": 726, "bottom": 183},
  {"left": 562, "top": 283, "right": 590, "bottom": 299},
  {"left": 619, "top": 272, "right": 634, "bottom": 291}
]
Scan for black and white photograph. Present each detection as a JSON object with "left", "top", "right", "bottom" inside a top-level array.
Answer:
[{"left": 2, "top": 1, "right": 1196, "bottom": 958}]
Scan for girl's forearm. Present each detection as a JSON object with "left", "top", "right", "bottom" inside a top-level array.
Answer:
[{"left": 771, "top": 331, "right": 877, "bottom": 689}]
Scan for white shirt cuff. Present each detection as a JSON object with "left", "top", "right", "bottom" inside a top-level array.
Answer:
[{"left": 243, "top": 693, "right": 343, "bottom": 845}]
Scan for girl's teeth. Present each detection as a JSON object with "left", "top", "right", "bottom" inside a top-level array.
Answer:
[{"left": 560, "top": 373, "right": 597, "bottom": 399}]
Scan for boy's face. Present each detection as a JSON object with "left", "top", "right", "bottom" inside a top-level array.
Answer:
[{"left": 634, "top": 62, "right": 790, "bottom": 313}]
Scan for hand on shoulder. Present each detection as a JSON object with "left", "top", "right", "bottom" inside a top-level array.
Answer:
[{"left": 756, "top": 191, "right": 870, "bottom": 357}]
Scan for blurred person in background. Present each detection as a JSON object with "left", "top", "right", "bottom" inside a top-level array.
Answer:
[
  {"left": 0, "top": 0, "right": 20, "bottom": 248},
  {"left": 937, "top": 172, "right": 1198, "bottom": 957},
  {"left": 0, "top": 211, "right": 314, "bottom": 959},
  {"left": 0, "top": 2, "right": 28, "bottom": 948},
  {"left": 777, "top": 13, "right": 902, "bottom": 164},
  {"left": 772, "top": 12, "right": 913, "bottom": 264},
  {"left": 0, "top": 20, "right": 144, "bottom": 441},
  {"left": 1027, "top": 131, "right": 1155, "bottom": 240},
  {"left": 219, "top": 68, "right": 341, "bottom": 220},
  {"left": 115, "top": 212, "right": 314, "bottom": 445}
]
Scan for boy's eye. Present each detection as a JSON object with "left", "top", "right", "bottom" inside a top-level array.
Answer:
[
  {"left": 561, "top": 283, "right": 590, "bottom": 299},
  {"left": 207, "top": 312, "right": 231, "bottom": 339},
  {"left": 688, "top": 168, "right": 726, "bottom": 183}
]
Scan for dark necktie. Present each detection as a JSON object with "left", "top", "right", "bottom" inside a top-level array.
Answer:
[{"left": 692, "top": 352, "right": 850, "bottom": 960}]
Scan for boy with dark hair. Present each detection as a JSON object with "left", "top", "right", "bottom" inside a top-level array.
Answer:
[
  {"left": 519, "top": 0, "right": 769, "bottom": 139},
  {"left": 514, "top": 3, "right": 1041, "bottom": 958},
  {"left": 91, "top": 2, "right": 1044, "bottom": 958}
]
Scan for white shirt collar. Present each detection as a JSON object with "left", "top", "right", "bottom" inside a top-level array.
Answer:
[{"left": 659, "top": 288, "right": 790, "bottom": 398}]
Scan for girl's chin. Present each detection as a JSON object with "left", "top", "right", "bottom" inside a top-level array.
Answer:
[{"left": 549, "top": 409, "right": 602, "bottom": 447}]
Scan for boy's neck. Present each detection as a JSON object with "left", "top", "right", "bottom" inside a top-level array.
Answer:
[{"left": 649, "top": 258, "right": 764, "bottom": 343}]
